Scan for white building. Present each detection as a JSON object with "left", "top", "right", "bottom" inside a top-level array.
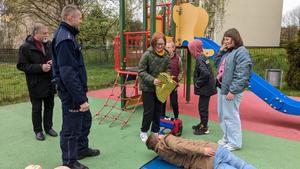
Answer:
[{"left": 213, "top": 0, "right": 283, "bottom": 47}]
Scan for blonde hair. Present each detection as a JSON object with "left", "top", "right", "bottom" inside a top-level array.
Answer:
[{"left": 166, "top": 39, "right": 175, "bottom": 47}]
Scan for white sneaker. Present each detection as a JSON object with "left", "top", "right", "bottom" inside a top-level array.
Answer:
[
  {"left": 153, "top": 132, "right": 159, "bottom": 136},
  {"left": 217, "top": 138, "right": 227, "bottom": 146},
  {"left": 224, "top": 143, "right": 240, "bottom": 151},
  {"left": 140, "top": 132, "right": 148, "bottom": 142}
]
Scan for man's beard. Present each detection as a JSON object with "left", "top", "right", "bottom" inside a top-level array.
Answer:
[{"left": 43, "top": 38, "right": 48, "bottom": 43}]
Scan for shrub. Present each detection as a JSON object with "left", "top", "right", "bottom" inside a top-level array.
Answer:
[{"left": 285, "top": 29, "right": 300, "bottom": 90}]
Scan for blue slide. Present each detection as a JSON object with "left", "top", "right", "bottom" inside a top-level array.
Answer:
[{"left": 184, "top": 37, "right": 300, "bottom": 116}]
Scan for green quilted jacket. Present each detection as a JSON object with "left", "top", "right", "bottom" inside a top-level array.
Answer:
[{"left": 138, "top": 47, "right": 171, "bottom": 92}]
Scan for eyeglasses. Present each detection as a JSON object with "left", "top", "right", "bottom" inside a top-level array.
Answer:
[{"left": 156, "top": 43, "right": 165, "bottom": 47}]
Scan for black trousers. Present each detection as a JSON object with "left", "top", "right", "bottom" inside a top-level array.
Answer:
[
  {"left": 141, "top": 91, "right": 163, "bottom": 133},
  {"left": 161, "top": 88, "right": 179, "bottom": 119},
  {"left": 58, "top": 91, "right": 92, "bottom": 165},
  {"left": 198, "top": 95, "right": 211, "bottom": 127},
  {"left": 30, "top": 95, "right": 54, "bottom": 133}
]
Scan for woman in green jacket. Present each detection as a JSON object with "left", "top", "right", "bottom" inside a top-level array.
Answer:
[{"left": 138, "top": 32, "right": 170, "bottom": 142}]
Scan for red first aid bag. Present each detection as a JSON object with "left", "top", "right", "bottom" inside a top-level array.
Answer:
[{"left": 160, "top": 117, "right": 183, "bottom": 136}]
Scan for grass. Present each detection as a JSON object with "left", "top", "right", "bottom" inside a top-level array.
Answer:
[
  {"left": 85, "top": 64, "right": 116, "bottom": 90},
  {"left": 0, "top": 63, "right": 28, "bottom": 105},
  {"left": 0, "top": 63, "right": 116, "bottom": 105}
]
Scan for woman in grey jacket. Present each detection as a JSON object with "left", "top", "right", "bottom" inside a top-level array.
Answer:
[{"left": 215, "top": 28, "right": 252, "bottom": 151}]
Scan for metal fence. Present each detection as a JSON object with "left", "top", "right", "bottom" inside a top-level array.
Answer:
[
  {"left": 0, "top": 46, "right": 114, "bottom": 105},
  {"left": 0, "top": 46, "right": 288, "bottom": 105},
  {"left": 247, "top": 47, "right": 288, "bottom": 79}
]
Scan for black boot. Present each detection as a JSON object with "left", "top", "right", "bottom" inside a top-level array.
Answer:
[
  {"left": 66, "top": 161, "right": 89, "bottom": 169},
  {"left": 78, "top": 148, "right": 100, "bottom": 160}
]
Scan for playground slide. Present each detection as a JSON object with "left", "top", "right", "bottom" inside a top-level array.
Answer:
[{"left": 193, "top": 37, "right": 300, "bottom": 116}]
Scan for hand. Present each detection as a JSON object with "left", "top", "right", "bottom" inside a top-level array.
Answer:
[
  {"left": 203, "top": 147, "right": 216, "bottom": 157},
  {"left": 153, "top": 79, "right": 162, "bottom": 86},
  {"left": 47, "top": 60, "right": 52, "bottom": 65},
  {"left": 42, "top": 64, "right": 51, "bottom": 72},
  {"left": 79, "top": 102, "right": 89, "bottom": 112},
  {"left": 220, "top": 43, "right": 227, "bottom": 51},
  {"left": 226, "top": 92, "right": 235, "bottom": 101}
]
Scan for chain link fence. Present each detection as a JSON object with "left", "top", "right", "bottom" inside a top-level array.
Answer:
[
  {"left": 0, "top": 46, "right": 288, "bottom": 105},
  {"left": 0, "top": 46, "right": 114, "bottom": 105}
]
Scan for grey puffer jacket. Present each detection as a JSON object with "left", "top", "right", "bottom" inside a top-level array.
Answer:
[
  {"left": 138, "top": 47, "right": 170, "bottom": 92},
  {"left": 215, "top": 46, "right": 252, "bottom": 95}
]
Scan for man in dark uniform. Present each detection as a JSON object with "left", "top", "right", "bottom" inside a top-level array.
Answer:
[
  {"left": 52, "top": 5, "right": 100, "bottom": 169},
  {"left": 17, "top": 23, "right": 57, "bottom": 141}
]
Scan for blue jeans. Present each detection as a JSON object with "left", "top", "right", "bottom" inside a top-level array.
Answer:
[
  {"left": 217, "top": 88, "right": 243, "bottom": 148},
  {"left": 214, "top": 145, "right": 256, "bottom": 169}
]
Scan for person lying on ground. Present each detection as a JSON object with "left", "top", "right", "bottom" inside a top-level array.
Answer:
[{"left": 146, "top": 133, "right": 256, "bottom": 169}]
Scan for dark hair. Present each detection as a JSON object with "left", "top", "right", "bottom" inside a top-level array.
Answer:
[
  {"left": 223, "top": 28, "right": 243, "bottom": 48},
  {"left": 146, "top": 134, "right": 159, "bottom": 150},
  {"left": 151, "top": 32, "right": 166, "bottom": 48}
]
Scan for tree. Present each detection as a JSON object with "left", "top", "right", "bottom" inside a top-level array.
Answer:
[
  {"left": 281, "top": 6, "right": 300, "bottom": 48},
  {"left": 183, "top": 0, "right": 227, "bottom": 39},
  {"left": 282, "top": 6, "right": 300, "bottom": 27},
  {"left": 79, "top": 4, "right": 118, "bottom": 46},
  {"left": 97, "top": 0, "right": 143, "bottom": 32},
  {"left": 0, "top": 0, "right": 24, "bottom": 48},
  {"left": 280, "top": 25, "right": 298, "bottom": 46},
  {"left": 3, "top": 0, "right": 98, "bottom": 29},
  {"left": 285, "top": 29, "right": 300, "bottom": 90}
]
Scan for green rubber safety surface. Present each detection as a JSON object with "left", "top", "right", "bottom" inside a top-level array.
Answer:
[{"left": 0, "top": 97, "right": 299, "bottom": 169}]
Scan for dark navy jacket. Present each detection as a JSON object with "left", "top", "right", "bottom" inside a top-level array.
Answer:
[{"left": 52, "top": 22, "right": 88, "bottom": 108}]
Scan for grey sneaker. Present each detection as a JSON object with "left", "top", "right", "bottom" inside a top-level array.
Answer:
[
  {"left": 217, "top": 138, "right": 227, "bottom": 146},
  {"left": 224, "top": 143, "right": 240, "bottom": 151}
]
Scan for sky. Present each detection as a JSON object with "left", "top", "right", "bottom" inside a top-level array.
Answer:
[{"left": 282, "top": 0, "right": 300, "bottom": 15}]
